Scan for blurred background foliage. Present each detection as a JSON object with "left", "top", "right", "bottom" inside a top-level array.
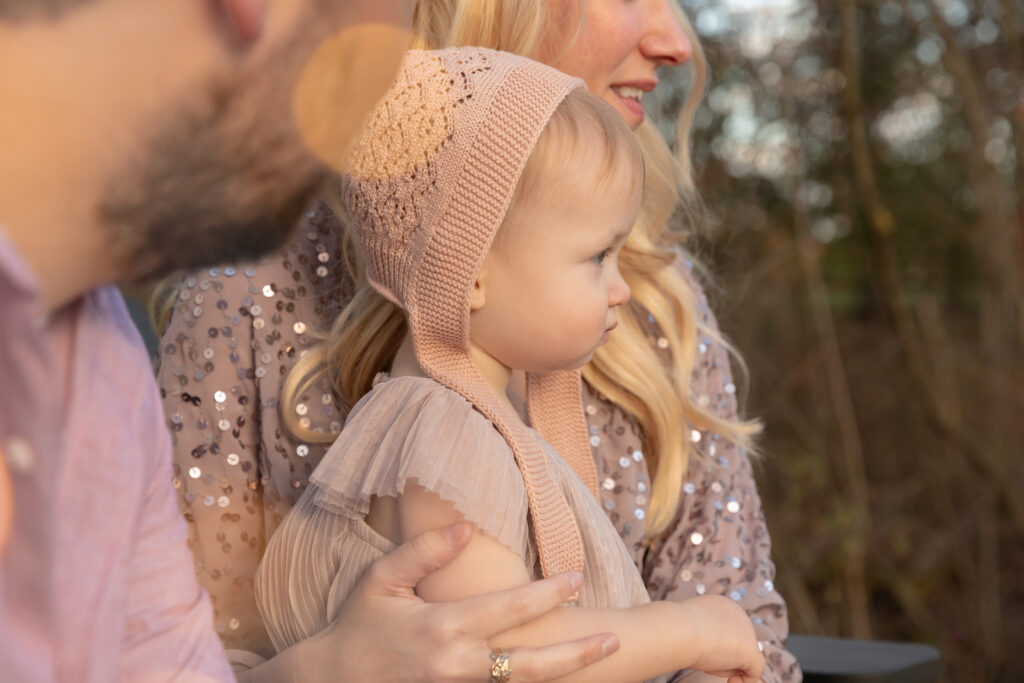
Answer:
[{"left": 660, "top": 0, "right": 1024, "bottom": 680}]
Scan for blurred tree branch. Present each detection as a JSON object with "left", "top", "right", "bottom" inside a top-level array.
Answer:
[{"left": 840, "top": 0, "right": 1024, "bottom": 537}]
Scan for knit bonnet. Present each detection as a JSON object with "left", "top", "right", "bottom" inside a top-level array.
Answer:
[{"left": 340, "top": 47, "right": 600, "bottom": 578}]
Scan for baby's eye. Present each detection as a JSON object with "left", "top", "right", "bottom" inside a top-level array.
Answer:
[{"left": 591, "top": 248, "right": 612, "bottom": 266}]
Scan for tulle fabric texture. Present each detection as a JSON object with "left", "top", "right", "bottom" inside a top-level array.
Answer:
[{"left": 254, "top": 375, "right": 650, "bottom": 653}]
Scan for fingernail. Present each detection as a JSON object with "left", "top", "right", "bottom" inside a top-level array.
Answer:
[
  {"left": 568, "top": 571, "right": 583, "bottom": 590},
  {"left": 600, "top": 635, "right": 620, "bottom": 657},
  {"left": 445, "top": 522, "right": 470, "bottom": 544}
]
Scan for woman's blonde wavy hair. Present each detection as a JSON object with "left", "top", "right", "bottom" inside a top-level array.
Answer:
[{"left": 282, "top": 0, "right": 761, "bottom": 538}]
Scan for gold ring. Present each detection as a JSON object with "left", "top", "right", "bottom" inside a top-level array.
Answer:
[{"left": 490, "top": 648, "right": 511, "bottom": 682}]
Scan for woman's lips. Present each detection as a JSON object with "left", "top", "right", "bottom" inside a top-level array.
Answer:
[{"left": 610, "top": 83, "right": 655, "bottom": 123}]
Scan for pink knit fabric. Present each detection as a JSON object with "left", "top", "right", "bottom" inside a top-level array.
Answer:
[{"left": 340, "top": 47, "right": 599, "bottom": 578}]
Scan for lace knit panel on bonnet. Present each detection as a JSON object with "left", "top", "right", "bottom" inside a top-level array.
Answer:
[{"left": 340, "top": 50, "right": 491, "bottom": 307}]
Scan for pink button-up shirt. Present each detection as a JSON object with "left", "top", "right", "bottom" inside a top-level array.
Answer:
[{"left": 0, "top": 230, "right": 233, "bottom": 682}]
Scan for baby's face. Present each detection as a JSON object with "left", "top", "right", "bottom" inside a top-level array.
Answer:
[{"left": 470, "top": 145, "right": 642, "bottom": 374}]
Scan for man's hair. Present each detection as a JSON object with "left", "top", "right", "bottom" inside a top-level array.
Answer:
[{"left": 0, "top": 0, "right": 99, "bottom": 21}]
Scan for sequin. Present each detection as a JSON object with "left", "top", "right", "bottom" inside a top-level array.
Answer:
[
  {"left": 295, "top": 403, "right": 308, "bottom": 416},
  {"left": 316, "top": 266, "right": 328, "bottom": 277},
  {"left": 684, "top": 482, "right": 696, "bottom": 494},
  {"left": 698, "top": 341, "right": 708, "bottom": 354},
  {"left": 603, "top": 500, "right": 615, "bottom": 510},
  {"left": 585, "top": 405, "right": 597, "bottom": 415},
  {"left": 224, "top": 267, "right": 236, "bottom": 277},
  {"left": 602, "top": 478, "right": 615, "bottom": 490},
  {"left": 218, "top": 496, "right": 230, "bottom": 508},
  {"left": 711, "top": 481, "right": 723, "bottom": 493},
  {"left": 726, "top": 500, "right": 741, "bottom": 513},
  {"left": 636, "top": 495, "right": 647, "bottom": 505},
  {"left": 214, "top": 391, "right": 227, "bottom": 403},
  {"left": 656, "top": 337, "right": 669, "bottom": 349},
  {"left": 293, "top": 322, "right": 307, "bottom": 334},
  {"left": 226, "top": 453, "right": 240, "bottom": 466},
  {"left": 170, "top": 413, "right": 183, "bottom": 425},
  {"left": 618, "top": 456, "right": 631, "bottom": 468},
  {"left": 632, "top": 449, "right": 643, "bottom": 461},
  {"left": 192, "top": 306, "right": 203, "bottom": 318},
  {"left": 696, "top": 583, "right": 706, "bottom": 595},
  {"left": 680, "top": 569, "right": 692, "bottom": 581},
  {"left": 229, "top": 618, "right": 240, "bottom": 630},
  {"left": 218, "top": 419, "right": 231, "bottom": 431},
  {"left": 317, "top": 252, "right": 330, "bottom": 263},
  {"left": 730, "top": 556, "right": 742, "bottom": 569},
  {"left": 253, "top": 319, "right": 266, "bottom": 331},
  {"left": 690, "top": 531, "right": 704, "bottom": 545},
  {"left": 321, "top": 393, "right": 333, "bottom": 405},
  {"left": 250, "top": 305, "right": 262, "bottom": 316},
  {"left": 296, "top": 445, "right": 309, "bottom": 457},
  {"left": 244, "top": 267, "right": 256, "bottom": 277},
  {"left": 208, "top": 268, "right": 220, "bottom": 277},
  {"left": 634, "top": 508, "right": 645, "bottom": 520},
  {"left": 730, "top": 591, "right": 742, "bottom": 601},
  {"left": 589, "top": 435, "right": 601, "bottom": 447},
  {"left": 262, "top": 285, "right": 275, "bottom": 297},
  {"left": 764, "top": 580, "right": 774, "bottom": 591},
  {"left": 724, "top": 382, "right": 736, "bottom": 394},
  {"left": 186, "top": 277, "right": 197, "bottom": 287},
  {"left": 698, "top": 395, "right": 710, "bottom": 407},
  {"left": 637, "top": 481, "right": 647, "bottom": 493},
  {"left": 188, "top": 466, "right": 201, "bottom": 479},
  {"left": 690, "top": 429, "right": 702, "bottom": 443},
  {"left": 204, "top": 496, "right": 215, "bottom": 506}
]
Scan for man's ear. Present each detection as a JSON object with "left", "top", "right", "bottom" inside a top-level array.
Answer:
[{"left": 217, "top": 0, "right": 268, "bottom": 43}]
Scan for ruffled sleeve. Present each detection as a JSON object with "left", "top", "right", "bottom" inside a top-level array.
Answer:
[
  {"left": 311, "top": 376, "right": 532, "bottom": 561},
  {"left": 255, "top": 376, "right": 537, "bottom": 652}
]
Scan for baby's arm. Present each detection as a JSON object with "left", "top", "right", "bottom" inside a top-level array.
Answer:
[{"left": 391, "top": 485, "right": 764, "bottom": 683}]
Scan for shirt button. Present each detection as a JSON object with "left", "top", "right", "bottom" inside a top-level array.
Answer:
[{"left": 4, "top": 437, "right": 34, "bottom": 473}]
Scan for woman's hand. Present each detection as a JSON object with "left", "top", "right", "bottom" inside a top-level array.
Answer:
[
  {"left": 247, "top": 522, "right": 620, "bottom": 682},
  {"left": 679, "top": 595, "right": 765, "bottom": 683}
]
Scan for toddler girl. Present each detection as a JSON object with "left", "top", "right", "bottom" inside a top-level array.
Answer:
[{"left": 255, "top": 47, "right": 763, "bottom": 682}]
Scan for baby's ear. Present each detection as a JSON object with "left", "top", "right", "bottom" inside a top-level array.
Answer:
[{"left": 469, "top": 265, "right": 488, "bottom": 312}]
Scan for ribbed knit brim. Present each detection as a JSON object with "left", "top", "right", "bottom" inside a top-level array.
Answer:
[{"left": 340, "top": 47, "right": 599, "bottom": 579}]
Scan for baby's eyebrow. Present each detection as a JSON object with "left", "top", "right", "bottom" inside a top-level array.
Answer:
[{"left": 611, "top": 226, "right": 633, "bottom": 244}]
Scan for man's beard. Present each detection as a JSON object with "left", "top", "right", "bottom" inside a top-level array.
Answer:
[{"left": 99, "top": 28, "right": 327, "bottom": 282}]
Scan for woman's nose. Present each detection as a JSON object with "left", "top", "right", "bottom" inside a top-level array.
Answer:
[{"left": 640, "top": 0, "right": 693, "bottom": 67}]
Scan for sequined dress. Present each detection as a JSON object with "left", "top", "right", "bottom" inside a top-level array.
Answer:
[{"left": 156, "top": 206, "right": 802, "bottom": 681}]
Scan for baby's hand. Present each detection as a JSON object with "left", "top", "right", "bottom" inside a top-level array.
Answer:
[{"left": 679, "top": 595, "right": 764, "bottom": 683}]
